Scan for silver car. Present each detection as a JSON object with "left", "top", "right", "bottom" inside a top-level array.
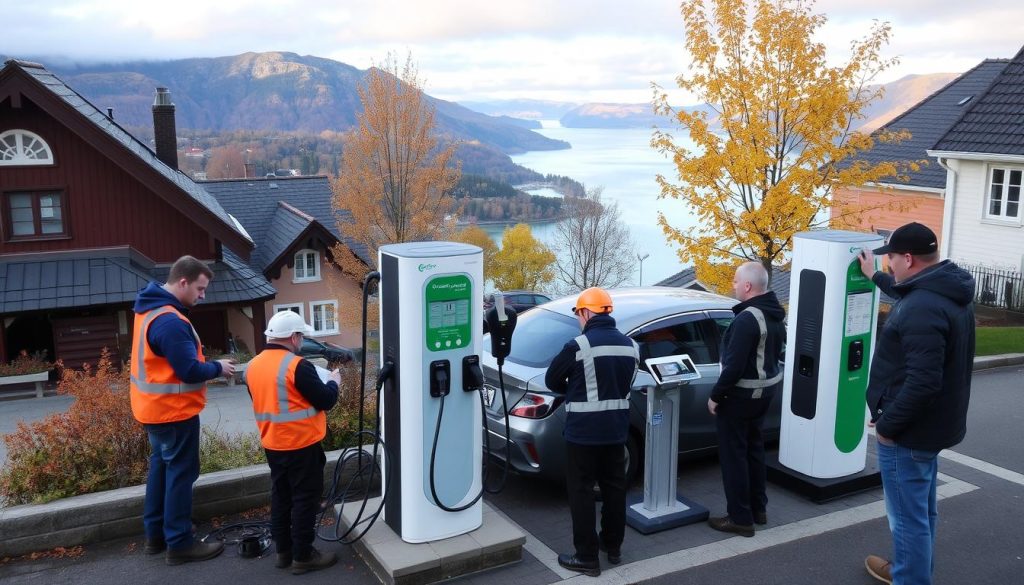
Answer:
[{"left": 481, "top": 286, "right": 783, "bottom": 482}]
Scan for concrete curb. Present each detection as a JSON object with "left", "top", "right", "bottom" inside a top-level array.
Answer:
[
  {"left": 0, "top": 449, "right": 358, "bottom": 558},
  {"left": 972, "top": 353, "right": 1024, "bottom": 371}
]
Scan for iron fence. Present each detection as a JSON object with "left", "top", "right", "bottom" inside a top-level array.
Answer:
[{"left": 961, "top": 264, "right": 1024, "bottom": 312}]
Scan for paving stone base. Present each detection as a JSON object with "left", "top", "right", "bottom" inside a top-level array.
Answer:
[{"left": 339, "top": 497, "right": 525, "bottom": 585}]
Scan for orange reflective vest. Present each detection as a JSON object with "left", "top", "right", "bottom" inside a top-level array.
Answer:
[
  {"left": 246, "top": 349, "right": 326, "bottom": 451},
  {"left": 130, "top": 306, "right": 207, "bottom": 424}
]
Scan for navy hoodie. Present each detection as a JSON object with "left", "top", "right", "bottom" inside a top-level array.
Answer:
[
  {"left": 866, "top": 260, "right": 975, "bottom": 451},
  {"left": 133, "top": 282, "right": 222, "bottom": 383},
  {"left": 711, "top": 290, "right": 786, "bottom": 402}
]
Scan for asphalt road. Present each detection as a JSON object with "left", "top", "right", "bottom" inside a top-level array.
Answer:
[{"left": 1, "top": 365, "right": 1021, "bottom": 584}]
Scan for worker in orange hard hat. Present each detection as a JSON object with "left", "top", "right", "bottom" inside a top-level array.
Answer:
[{"left": 545, "top": 287, "right": 638, "bottom": 576}]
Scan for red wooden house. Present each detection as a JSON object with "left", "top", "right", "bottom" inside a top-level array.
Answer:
[{"left": 0, "top": 59, "right": 275, "bottom": 367}]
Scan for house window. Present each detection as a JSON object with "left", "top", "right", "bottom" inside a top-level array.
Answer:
[
  {"left": 273, "top": 303, "right": 304, "bottom": 319},
  {"left": 293, "top": 249, "right": 321, "bottom": 282},
  {"left": 987, "top": 167, "right": 1021, "bottom": 220},
  {"left": 4, "top": 191, "right": 68, "bottom": 239},
  {"left": 0, "top": 130, "right": 54, "bottom": 166},
  {"left": 310, "top": 300, "right": 339, "bottom": 335}
]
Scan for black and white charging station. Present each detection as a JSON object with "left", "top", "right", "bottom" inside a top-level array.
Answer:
[{"left": 625, "top": 354, "right": 709, "bottom": 533}]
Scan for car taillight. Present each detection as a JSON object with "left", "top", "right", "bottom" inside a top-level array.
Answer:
[{"left": 510, "top": 392, "right": 562, "bottom": 419}]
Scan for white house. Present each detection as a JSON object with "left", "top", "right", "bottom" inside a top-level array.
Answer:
[{"left": 927, "top": 45, "right": 1024, "bottom": 277}]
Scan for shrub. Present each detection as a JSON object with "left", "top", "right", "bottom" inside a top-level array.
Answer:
[
  {"left": 199, "top": 427, "right": 265, "bottom": 473},
  {"left": 0, "top": 351, "right": 53, "bottom": 377},
  {"left": 323, "top": 362, "right": 379, "bottom": 451},
  {"left": 0, "top": 351, "right": 149, "bottom": 505}
]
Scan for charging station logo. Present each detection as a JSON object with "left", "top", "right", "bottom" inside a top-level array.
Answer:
[{"left": 418, "top": 263, "right": 438, "bottom": 272}]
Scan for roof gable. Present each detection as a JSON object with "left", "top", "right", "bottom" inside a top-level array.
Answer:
[
  {"left": 932, "top": 45, "right": 1024, "bottom": 156},
  {"left": 0, "top": 59, "right": 253, "bottom": 259},
  {"left": 201, "top": 176, "right": 371, "bottom": 274},
  {"left": 842, "top": 60, "right": 1010, "bottom": 189}
]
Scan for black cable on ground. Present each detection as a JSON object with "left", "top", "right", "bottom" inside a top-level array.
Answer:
[{"left": 201, "top": 521, "right": 272, "bottom": 557}]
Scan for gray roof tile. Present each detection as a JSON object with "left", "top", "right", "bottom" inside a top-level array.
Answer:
[
  {"left": 840, "top": 60, "right": 1010, "bottom": 189},
  {"left": 933, "top": 46, "right": 1024, "bottom": 155}
]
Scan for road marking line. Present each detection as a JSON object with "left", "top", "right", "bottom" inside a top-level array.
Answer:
[
  {"left": 940, "top": 449, "right": 1024, "bottom": 487},
  {"left": 555, "top": 475, "right": 978, "bottom": 584}
]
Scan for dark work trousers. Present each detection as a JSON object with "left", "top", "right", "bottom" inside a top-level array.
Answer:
[
  {"left": 714, "top": 396, "right": 773, "bottom": 526},
  {"left": 565, "top": 442, "right": 628, "bottom": 562},
  {"left": 265, "top": 442, "right": 326, "bottom": 559}
]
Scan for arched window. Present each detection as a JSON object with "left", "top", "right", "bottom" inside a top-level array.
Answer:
[
  {"left": 0, "top": 130, "right": 55, "bottom": 166},
  {"left": 293, "top": 249, "right": 321, "bottom": 283}
]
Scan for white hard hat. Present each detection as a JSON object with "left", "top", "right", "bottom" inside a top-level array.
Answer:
[{"left": 264, "top": 310, "right": 314, "bottom": 338}]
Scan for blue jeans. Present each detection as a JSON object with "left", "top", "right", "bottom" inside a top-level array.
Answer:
[
  {"left": 143, "top": 415, "right": 200, "bottom": 550},
  {"left": 877, "top": 440, "right": 938, "bottom": 585}
]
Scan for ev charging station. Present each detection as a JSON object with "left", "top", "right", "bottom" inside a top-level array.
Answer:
[
  {"left": 378, "top": 242, "right": 485, "bottom": 543},
  {"left": 768, "top": 230, "right": 884, "bottom": 501},
  {"left": 626, "top": 354, "right": 709, "bottom": 533}
]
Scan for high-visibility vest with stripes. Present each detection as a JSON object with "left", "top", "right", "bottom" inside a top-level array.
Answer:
[
  {"left": 130, "top": 306, "right": 207, "bottom": 424},
  {"left": 563, "top": 334, "right": 640, "bottom": 413},
  {"left": 246, "top": 349, "right": 326, "bottom": 451},
  {"left": 732, "top": 306, "right": 783, "bottom": 399}
]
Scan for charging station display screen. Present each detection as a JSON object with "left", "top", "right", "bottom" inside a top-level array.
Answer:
[
  {"left": 425, "top": 274, "right": 472, "bottom": 352},
  {"left": 844, "top": 291, "right": 873, "bottom": 337}
]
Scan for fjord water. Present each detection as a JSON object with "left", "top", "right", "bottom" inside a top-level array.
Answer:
[{"left": 492, "top": 123, "right": 700, "bottom": 289}]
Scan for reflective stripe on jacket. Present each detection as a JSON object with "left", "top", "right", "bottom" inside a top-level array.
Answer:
[
  {"left": 733, "top": 306, "right": 783, "bottom": 398},
  {"left": 130, "top": 306, "right": 207, "bottom": 424},
  {"left": 564, "top": 334, "right": 638, "bottom": 413},
  {"left": 246, "top": 348, "right": 326, "bottom": 450}
]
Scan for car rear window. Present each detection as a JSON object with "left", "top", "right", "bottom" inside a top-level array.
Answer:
[{"left": 503, "top": 308, "right": 580, "bottom": 367}]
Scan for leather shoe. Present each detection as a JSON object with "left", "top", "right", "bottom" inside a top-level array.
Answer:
[
  {"left": 598, "top": 542, "right": 621, "bottom": 565},
  {"left": 707, "top": 516, "right": 754, "bottom": 537},
  {"left": 753, "top": 510, "right": 767, "bottom": 525},
  {"left": 275, "top": 552, "right": 292, "bottom": 569},
  {"left": 292, "top": 547, "right": 337, "bottom": 575},
  {"left": 143, "top": 538, "right": 166, "bottom": 555},
  {"left": 864, "top": 555, "right": 893, "bottom": 584},
  {"left": 165, "top": 541, "right": 224, "bottom": 565},
  {"left": 557, "top": 553, "right": 600, "bottom": 577}
]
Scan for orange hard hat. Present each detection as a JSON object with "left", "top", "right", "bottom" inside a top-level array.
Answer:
[{"left": 574, "top": 287, "right": 613, "bottom": 315}]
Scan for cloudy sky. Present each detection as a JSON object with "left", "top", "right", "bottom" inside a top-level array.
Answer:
[{"left": 3, "top": 0, "right": 1022, "bottom": 104}]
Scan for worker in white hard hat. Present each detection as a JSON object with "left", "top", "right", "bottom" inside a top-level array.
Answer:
[{"left": 245, "top": 310, "right": 341, "bottom": 575}]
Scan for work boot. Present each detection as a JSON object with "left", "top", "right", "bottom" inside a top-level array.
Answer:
[
  {"left": 753, "top": 510, "right": 767, "bottom": 525},
  {"left": 143, "top": 537, "right": 166, "bottom": 555},
  {"left": 598, "top": 542, "right": 621, "bottom": 565},
  {"left": 864, "top": 555, "right": 893, "bottom": 584},
  {"left": 557, "top": 553, "right": 600, "bottom": 577},
  {"left": 291, "top": 547, "right": 337, "bottom": 575},
  {"left": 165, "top": 541, "right": 224, "bottom": 565},
  {"left": 707, "top": 516, "right": 755, "bottom": 537},
  {"left": 275, "top": 551, "right": 292, "bottom": 569}
]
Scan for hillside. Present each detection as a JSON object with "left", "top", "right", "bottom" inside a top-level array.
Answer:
[{"left": 35, "top": 52, "right": 568, "bottom": 154}]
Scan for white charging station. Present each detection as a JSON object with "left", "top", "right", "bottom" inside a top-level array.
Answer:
[
  {"left": 378, "top": 242, "right": 484, "bottom": 543},
  {"left": 773, "top": 230, "right": 883, "bottom": 496}
]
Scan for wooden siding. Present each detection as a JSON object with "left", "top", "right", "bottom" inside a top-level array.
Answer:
[
  {"left": 0, "top": 98, "right": 214, "bottom": 262},
  {"left": 52, "top": 314, "right": 119, "bottom": 370},
  {"left": 832, "top": 185, "right": 944, "bottom": 240},
  {"left": 948, "top": 160, "right": 1024, "bottom": 272}
]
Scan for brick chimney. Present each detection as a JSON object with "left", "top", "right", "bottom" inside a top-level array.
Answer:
[{"left": 152, "top": 87, "right": 178, "bottom": 170}]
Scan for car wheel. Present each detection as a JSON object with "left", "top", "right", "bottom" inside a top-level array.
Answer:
[{"left": 625, "top": 432, "right": 642, "bottom": 483}]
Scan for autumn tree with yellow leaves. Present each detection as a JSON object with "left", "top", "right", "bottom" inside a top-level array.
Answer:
[
  {"left": 331, "top": 53, "right": 461, "bottom": 278},
  {"left": 452, "top": 225, "right": 498, "bottom": 282},
  {"left": 653, "top": 0, "right": 917, "bottom": 291},
  {"left": 491, "top": 224, "right": 556, "bottom": 292}
]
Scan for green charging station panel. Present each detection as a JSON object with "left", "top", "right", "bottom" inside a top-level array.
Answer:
[
  {"left": 834, "top": 260, "right": 877, "bottom": 453},
  {"left": 424, "top": 274, "right": 472, "bottom": 352}
]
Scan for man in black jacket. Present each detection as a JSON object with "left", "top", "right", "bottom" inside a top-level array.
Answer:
[
  {"left": 707, "top": 262, "right": 786, "bottom": 537},
  {"left": 859, "top": 222, "right": 975, "bottom": 585},
  {"left": 545, "top": 287, "right": 639, "bottom": 577}
]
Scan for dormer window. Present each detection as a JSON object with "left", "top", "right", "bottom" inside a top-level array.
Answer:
[
  {"left": 0, "top": 130, "right": 55, "bottom": 166},
  {"left": 293, "top": 249, "right": 321, "bottom": 283}
]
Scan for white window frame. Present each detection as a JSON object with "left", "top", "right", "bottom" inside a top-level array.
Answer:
[
  {"left": 0, "top": 129, "right": 55, "bottom": 166},
  {"left": 273, "top": 303, "right": 304, "bottom": 319},
  {"left": 309, "top": 299, "right": 339, "bottom": 336},
  {"left": 292, "top": 249, "right": 321, "bottom": 283},
  {"left": 985, "top": 165, "right": 1022, "bottom": 222}
]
